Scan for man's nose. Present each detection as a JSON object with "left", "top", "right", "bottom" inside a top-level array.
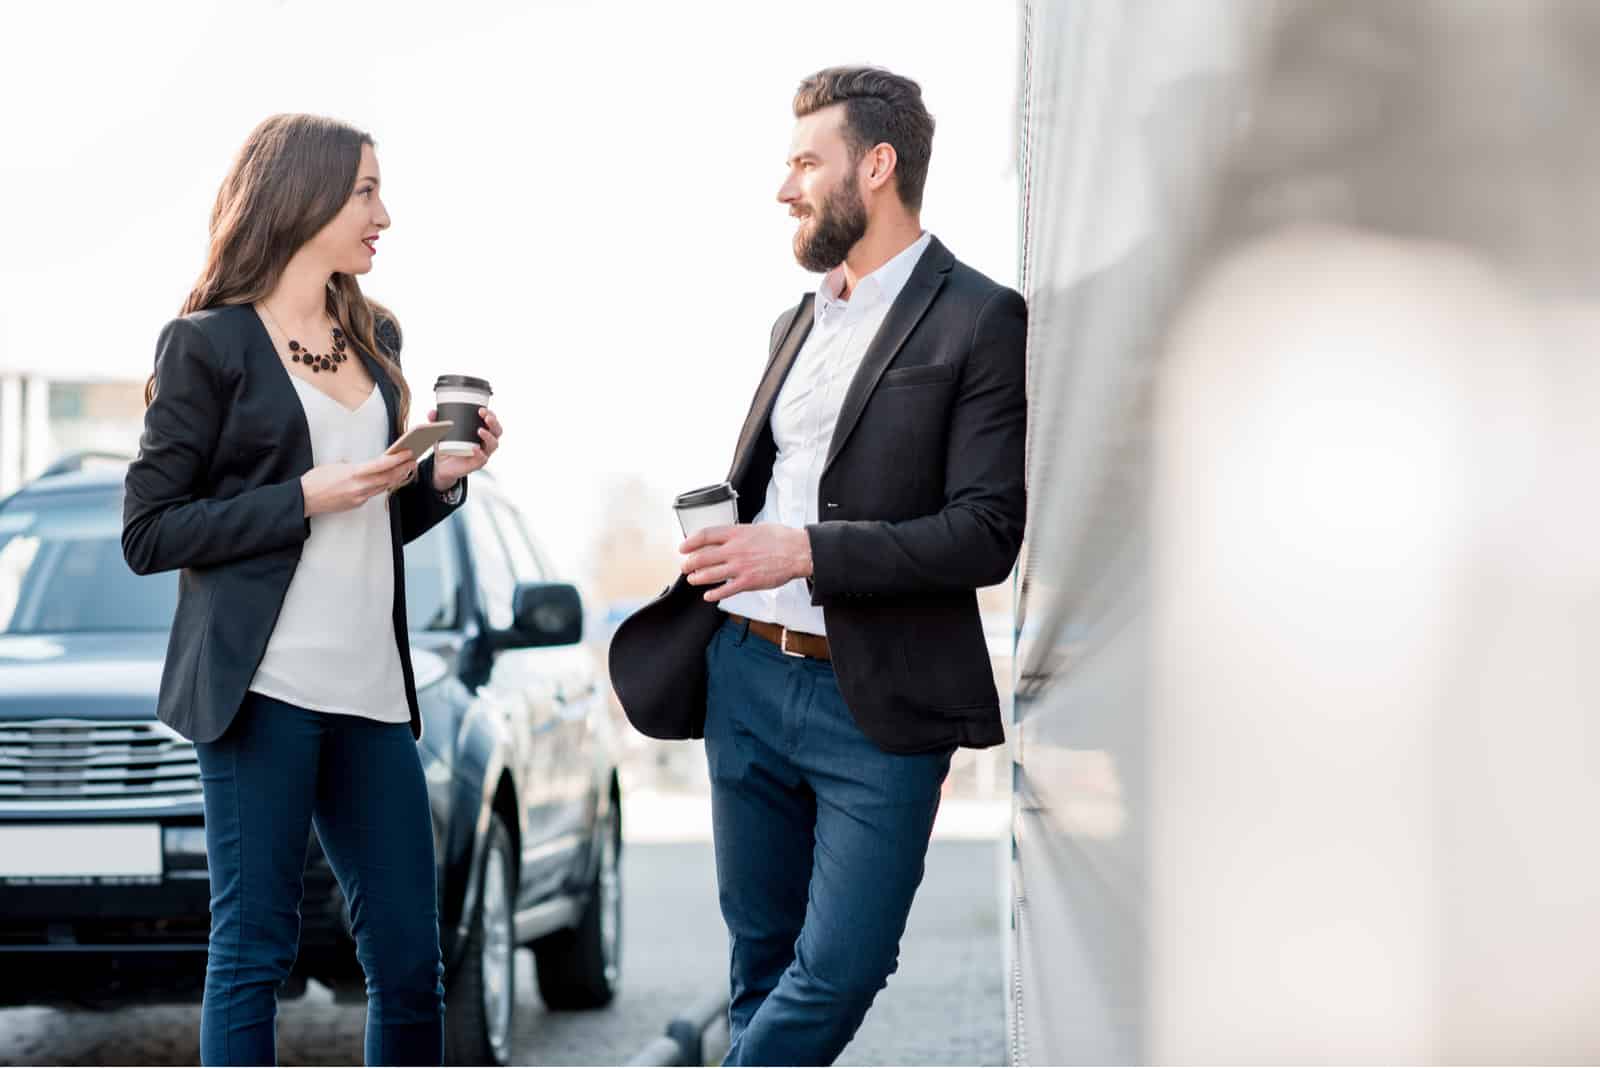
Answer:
[{"left": 776, "top": 176, "right": 799, "bottom": 204}]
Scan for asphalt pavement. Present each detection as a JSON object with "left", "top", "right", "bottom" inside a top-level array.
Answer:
[{"left": 0, "top": 835, "right": 1006, "bottom": 1066}]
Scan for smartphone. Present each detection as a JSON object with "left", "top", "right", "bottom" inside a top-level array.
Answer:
[{"left": 387, "top": 421, "right": 455, "bottom": 460}]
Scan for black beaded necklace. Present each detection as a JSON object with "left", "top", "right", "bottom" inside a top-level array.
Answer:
[
  {"left": 260, "top": 304, "right": 350, "bottom": 374},
  {"left": 287, "top": 327, "right": 348, "bottom": 373}
]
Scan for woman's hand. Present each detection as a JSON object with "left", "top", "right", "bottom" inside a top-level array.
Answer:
[
  {"left": 301, "top": 453, "right": 417, "bottom": 517},
  {"left": 428, "top": 407, "right": 502, "bottom": 491}
]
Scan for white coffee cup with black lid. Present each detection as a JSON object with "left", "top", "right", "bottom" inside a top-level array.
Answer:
[
  {"left": 434, "top": 375, "right": 493, "bottom": 455},
  {"left": 674, "top": 482, "right": 739, "bottom": 537}
]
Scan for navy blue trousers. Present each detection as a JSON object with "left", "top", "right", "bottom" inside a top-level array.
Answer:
[
  {"left": 704, "top": 619, "right": 953, "bottom": 1066},
  {"left": 194, "top": 692, "right": 445, "bottom": 1066}
]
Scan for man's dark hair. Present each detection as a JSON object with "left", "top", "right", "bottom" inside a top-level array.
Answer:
[{"left": 793, "top": 66, "right": 935, "bottom": 212}]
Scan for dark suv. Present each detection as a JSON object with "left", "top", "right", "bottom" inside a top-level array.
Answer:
[{"left": 0, "top": 460, "right": 622, "bottom": 1066}]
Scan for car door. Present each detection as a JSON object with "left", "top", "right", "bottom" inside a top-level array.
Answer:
[
  {"left": 401, "top": 515, "right": 471, "bottom": 752},
  {"left": 461, "top": 496, "right": 566, "bottom": 904},
  {"left": 485, "top": 497, "right": 598, "bottom": 858}
]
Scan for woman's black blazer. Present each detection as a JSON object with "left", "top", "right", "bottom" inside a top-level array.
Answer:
[{"left": 122, "top": 303, "right": 466, "bottom": 744}]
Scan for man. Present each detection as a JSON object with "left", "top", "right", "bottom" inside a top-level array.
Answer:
[{"left": 609, "top": 66, "right": 1027, "bottom": 1065}]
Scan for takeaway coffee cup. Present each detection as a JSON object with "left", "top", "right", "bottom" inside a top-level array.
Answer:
[
  {"left": 433, "top": 375, "right": 493, "bottom": 456},
  {"left": 674, "top": 482, "right": 739, "bottom": 538}
]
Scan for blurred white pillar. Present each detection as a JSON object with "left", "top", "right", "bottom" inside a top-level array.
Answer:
[
  {"left": 21, "top": 374, "right": 49, "bottom": 480},
  {"left": 0, "top": 375, "right": 21, "bottom": 495}
]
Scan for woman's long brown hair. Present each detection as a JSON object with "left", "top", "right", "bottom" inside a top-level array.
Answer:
[{"left": 145, "top": 114, "right": 410, "bottom": 432}]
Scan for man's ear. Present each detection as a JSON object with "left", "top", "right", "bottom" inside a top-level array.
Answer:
[{"left": 863, "top": 142, "right": 899, "bottom": 194}]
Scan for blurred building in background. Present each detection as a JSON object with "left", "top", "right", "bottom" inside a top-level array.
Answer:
[
  {"left": 0, "top": 369, "right": 144, "bottom": 494},
  {"left": 1012, "top": 0, "right": 1600, "bottom": 1062}
]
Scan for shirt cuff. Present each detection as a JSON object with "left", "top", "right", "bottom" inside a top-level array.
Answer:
[{"left": 437, "top": 479, "right": 464, "bottom": 506}]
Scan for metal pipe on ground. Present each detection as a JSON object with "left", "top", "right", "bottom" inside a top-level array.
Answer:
[{"left": 626, "top": 990, "right": 730, "bottom": 1066}]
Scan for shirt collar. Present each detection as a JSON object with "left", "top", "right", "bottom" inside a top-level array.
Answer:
[{"left": 814, "top": 231, "right": 933, "bottom": 326}]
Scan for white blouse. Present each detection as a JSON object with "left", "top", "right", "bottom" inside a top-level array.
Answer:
[{"left": 248, "top": 375, "right": 410, "bottom": 723}]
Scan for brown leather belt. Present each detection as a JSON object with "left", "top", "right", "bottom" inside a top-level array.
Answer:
[{"left": 726, "top": 613, "right": 831, "bottom": 661}]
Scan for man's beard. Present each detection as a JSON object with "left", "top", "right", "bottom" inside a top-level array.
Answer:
[{"left": 792, "top": 175, "right": 868, "bottom": 273}]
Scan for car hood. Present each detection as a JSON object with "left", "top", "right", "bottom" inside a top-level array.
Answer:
[
  {"left": 0, "top": 634, "right": 453, "bottom": 724},
  {"left": 0, "top": 632, "right": 168, "bottom": 720}
]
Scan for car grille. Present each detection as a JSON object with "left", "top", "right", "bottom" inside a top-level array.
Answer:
[{"left": 0, "top": 719, "right": 201, "bottom": 806}]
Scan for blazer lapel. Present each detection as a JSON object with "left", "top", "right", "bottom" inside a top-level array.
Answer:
[
  {"left": 240, "top": 305, "right": 316, "bottom": 470},
  {"left": 821, "top": 237, "right": 954, "bottom": 476},
  {"left": 728, "top": 294, "right": 814, "bottom": 484},
  {"left": 358, "top": 350, "right": 400, "bottom": 445}
]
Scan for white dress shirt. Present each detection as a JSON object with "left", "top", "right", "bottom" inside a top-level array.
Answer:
[
  {"left": 721, "top": 231, "right": 932, "bottom": 636},
  {"left": 249, "top": 375, "right": 410, "bottom": 723}
]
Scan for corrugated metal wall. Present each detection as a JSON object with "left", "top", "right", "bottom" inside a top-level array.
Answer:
[{"left": 1011, "top": 2, "right": 1600, "bottom": 1061}]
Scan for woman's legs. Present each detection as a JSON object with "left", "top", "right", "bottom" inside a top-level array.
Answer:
[
  {"left": 313, "top": 716, "right": 445, "bottom": 1067},
  {"left": 195, "top": 694, "right": 324, "bottom": 1066}
]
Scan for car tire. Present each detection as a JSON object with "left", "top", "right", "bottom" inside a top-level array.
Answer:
[
  {"left": 533, "top": 800, "right": 621, "bottom": 1010},
  {"left": 445, "top": 813, "right": 517, "bottom": 1066}
]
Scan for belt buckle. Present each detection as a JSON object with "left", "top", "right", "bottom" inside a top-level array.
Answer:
[{"left": 779, "top": 627, "right": 805, "bottom": 658}]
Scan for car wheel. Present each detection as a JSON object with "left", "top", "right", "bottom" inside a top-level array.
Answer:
[
  {"left": 533, "top": 799, "right": 621, "bottom": 1009},
  {"left": 445, "top": 813, "right": 516, "bottom": 1066}
]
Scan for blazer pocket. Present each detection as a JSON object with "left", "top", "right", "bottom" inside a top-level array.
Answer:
[
  {"left": 879, "top": 364, "right": 956, "bottom": 388},
  {"left": 230, "top": 437, "right": 277, "bottom": 464},
  {"left": 222, "top": 416, "right": 281, "bottom": 463}
]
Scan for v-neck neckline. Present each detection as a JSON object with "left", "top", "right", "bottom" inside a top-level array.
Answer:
[
  {"left": 288, "top": 372, "right": 379, "bottom": 416},
  {"left": 246, "top": 304, "right": 391, "bottom": 425}
]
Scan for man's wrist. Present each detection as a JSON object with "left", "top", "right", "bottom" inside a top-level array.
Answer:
[{"left": 792, "top": 525, "right": 814, "bottom": 580}]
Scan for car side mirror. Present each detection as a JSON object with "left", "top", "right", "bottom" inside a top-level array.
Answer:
[{"left": 508, "top": 582, "right": 584, "bottom": 647}]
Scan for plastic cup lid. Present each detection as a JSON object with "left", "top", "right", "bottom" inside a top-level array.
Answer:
[
  {"left": 434, "top": 374, "right": 493, "bottom": 393},
  {"left": 673, "top": 482, "right": 738, "bottom": 508}
]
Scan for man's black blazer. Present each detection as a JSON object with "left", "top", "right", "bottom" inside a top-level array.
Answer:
[
  {"left": 609, "top": 236, "right": 1027, "bottom": 754},
  {"left": 122, "top": 304, "right": 465, "bottom": 744}
]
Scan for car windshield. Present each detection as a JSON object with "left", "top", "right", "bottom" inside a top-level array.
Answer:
[
  {"left": 0, "top": 491, "right": 458, "bottom": 635},
  {"left": 0, "top": 493, "right": 173, "bottom": 634}
]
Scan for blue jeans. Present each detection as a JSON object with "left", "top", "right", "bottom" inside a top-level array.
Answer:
[
  {"left": 194, "top": 692, "right": 445, "bottom": 1066},
  {"left": 704, "top": 619, "right": 953, "bottom": 1066}
]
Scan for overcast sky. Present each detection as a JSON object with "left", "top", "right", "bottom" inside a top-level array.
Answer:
[{"left": 0, "top": 0, "right": 1020, "bottom": 572}]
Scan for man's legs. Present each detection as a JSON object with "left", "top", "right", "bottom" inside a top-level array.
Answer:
[
  {"left": 709, "top": 622, "right": 953, "bottom": 1066},
  {"left": 704, "top": 620, "right": 817, "bottom": 1045}
]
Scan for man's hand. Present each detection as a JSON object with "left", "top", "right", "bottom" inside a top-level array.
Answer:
[{"left": 680, "top": 523, "right": 814, "bottom": 603}]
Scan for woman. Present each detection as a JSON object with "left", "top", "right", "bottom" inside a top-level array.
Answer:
[{"left": 122, "top": 114, "right": 502, "bottom": 1066}]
